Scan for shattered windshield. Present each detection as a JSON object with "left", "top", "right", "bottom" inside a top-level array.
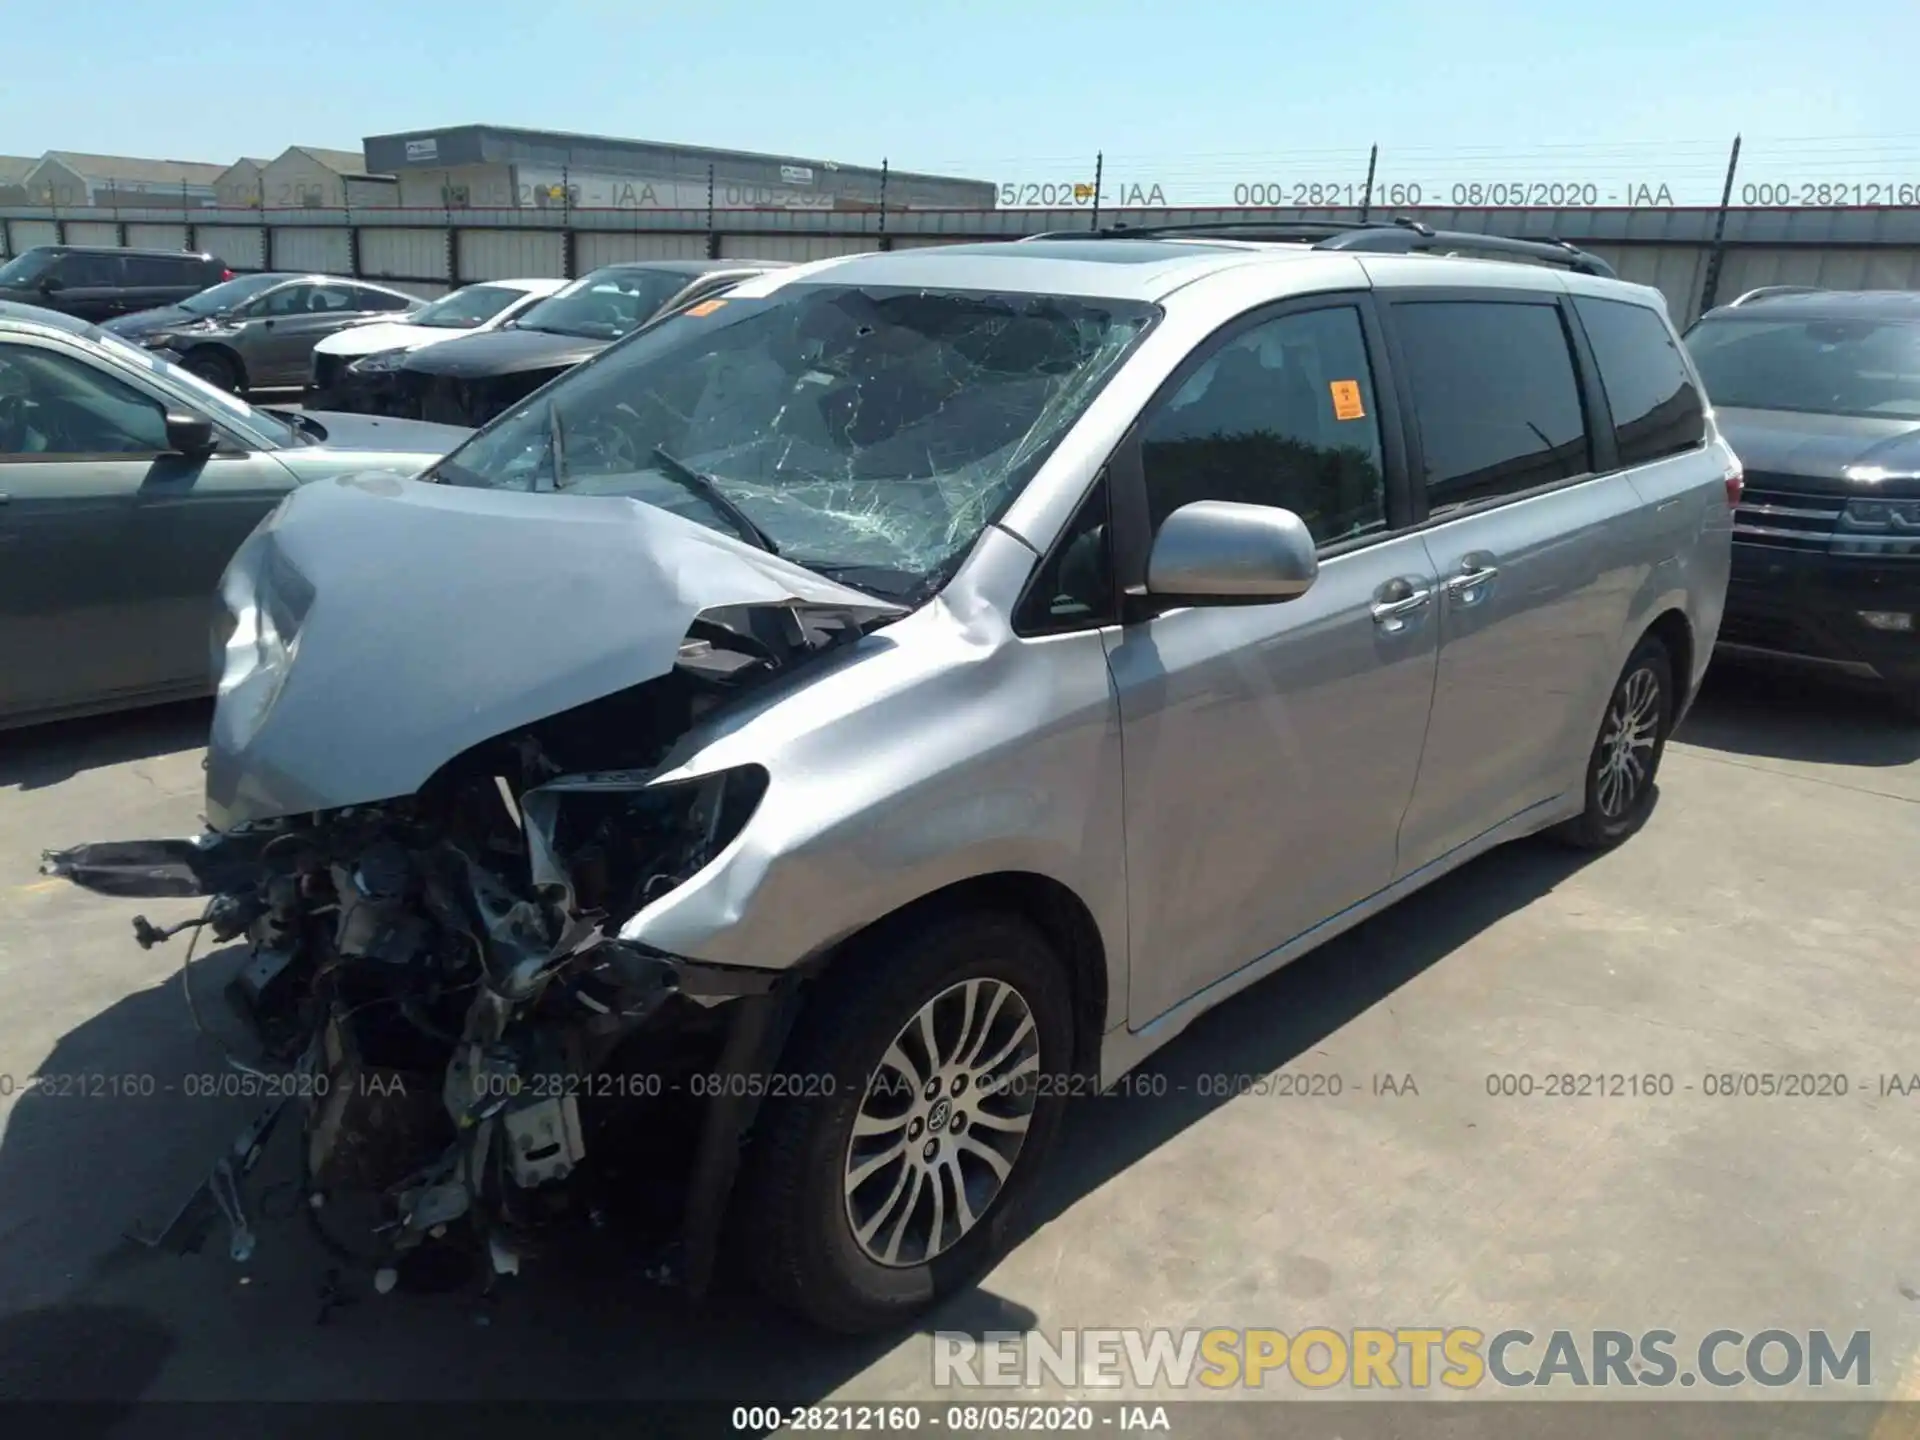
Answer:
[{"left": 431, "top": 284, "right": 1158, "bottom": 598}]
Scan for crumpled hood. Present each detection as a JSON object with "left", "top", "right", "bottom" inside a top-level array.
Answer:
[
  {"left": 399, "top": 327, "right": 609, "bottom": 379},
  {"left": 1717, "top": 407, "right": 1920, "bottom": 495},
  {"left": 205, "top": 473, "right": 906, "bottom": 830}
]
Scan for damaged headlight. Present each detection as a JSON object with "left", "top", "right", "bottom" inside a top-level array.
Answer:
[
  {"left": 521, "top": 763, "right": 770, "bottom": 922},
  {"left": 348, "top": 347, "right": 411, "bottom": 374}
]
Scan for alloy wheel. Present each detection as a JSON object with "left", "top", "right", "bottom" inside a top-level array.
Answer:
[
  {"left": 1596, "top": 665, "right": 1663, "bottom": 819},
  {"left": 842, "top": 977, "right": 1041, "bottom": 1268}
]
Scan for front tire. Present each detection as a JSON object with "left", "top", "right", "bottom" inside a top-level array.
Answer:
[
  {"left": 180, "top": 347, "right": 242, "bottom": 393},
  {"left": 741, "top": 909, "right": 1074, "bottom": 1334},
  {"left": 1553, "top": 634, "right": 1674, "bottom": 850}
]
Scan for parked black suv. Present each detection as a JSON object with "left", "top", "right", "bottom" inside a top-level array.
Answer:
[
  {"left": 1685, "top": 289, "right": 1920, "bottom": 716},
  {"left": 0, "top": 245, "right": 232, "bottom": 323}
]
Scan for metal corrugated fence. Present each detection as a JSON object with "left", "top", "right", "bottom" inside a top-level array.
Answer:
[{"left": 7, "top": 202, "right": 1920, "bottom": 323}]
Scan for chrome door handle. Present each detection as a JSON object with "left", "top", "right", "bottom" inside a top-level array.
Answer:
[
  {"left": 1443, "top": 563, "right": 1499, "bottom": 605},
  {"left": 1370, "top": 586, "right": 1433, "bottom": 628}
]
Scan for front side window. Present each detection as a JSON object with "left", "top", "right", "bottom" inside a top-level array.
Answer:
[
  {"left": 1683, "top": 315, "right": 1920, "bottom": 421},
  {"left": 431, "top": 284, "right": 1157, "bottom": 601},
  {"left": 56, "top": 253, "right": 125, "bottom": 288},
  {"left": 0, "top": 249, "right": 57, "bottom": 287},
  {"left": 510, "top": 268, "right": 705, "bottom": 341},
  {"left": 181, "top": 273, "right": 286, "bottom": 316},
  {"left": 0, "top": 342, "right": 168, "bottom": 456},
  {"left": 1573, "top": 295, "right": 1705, "bottom": 465},
  {"left": 89, "top": 328, "right": 293, "bottom": 446},
  {"left": 1018, "top": 476, "right": 1114, "bottom": 633},
  {"left": 408, "top": 285, "right": 522, "bottom": 329},
  {"left": 1393, "top": 299, "right": 1590, "bottom": 509},
  {"left": 252, "top": 283, "right": 316, "bottom": 317},
  {"left": 1140, "top": 305, "right": 1388, "bottom": 546}
]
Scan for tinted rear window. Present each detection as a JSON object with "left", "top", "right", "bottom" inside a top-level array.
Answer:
[
  {"left": 1572, "top": 295, "right": 1705, "bottom": 465},
  {"left": 1393, "top": 299, "right": 1591, "bottom": 509},
  {"left": 123, "top": 254, "right": 203, "bottom": 286}
]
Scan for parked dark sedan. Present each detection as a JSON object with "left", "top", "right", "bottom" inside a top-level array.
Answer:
[
  {"left": 101, "top": 270, "right": 303, "bottom": 342},
  {"left": 382, "top": 261, "right": 780, "bottom": 425},
  {"left": 0, "top": 301, "right": 470, "bottom": 728},
  {"left": 105, "top": 273, "right": 420, "bottom": 393}
]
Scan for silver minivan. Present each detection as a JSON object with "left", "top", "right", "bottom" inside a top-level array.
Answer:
[{"left": 50, "top": 224, "right": 1736, "bottom": 1333}]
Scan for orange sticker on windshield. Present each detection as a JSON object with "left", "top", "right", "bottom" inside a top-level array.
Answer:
[
  {"left": 686, "top": 299, "right": 728, "bottom": 317},
  {"left": 1329, "top": 379, "right": 1366, "bottom": 420}
]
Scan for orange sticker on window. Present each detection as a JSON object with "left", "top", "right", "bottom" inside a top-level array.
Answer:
[
  {"left": 1329, "top": 379, "right": 1366, "bottom": 420},
  {"left": 685, "top": 298, "right": 728, "bottom": 317}
]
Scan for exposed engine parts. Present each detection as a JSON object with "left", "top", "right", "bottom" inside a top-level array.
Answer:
[{"left": 41, "top": 603, "right": 861, "bottom": 1302}]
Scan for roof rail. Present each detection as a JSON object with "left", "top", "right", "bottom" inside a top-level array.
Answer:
[
  {"left": 1023, "top": 218, "right": 1387, "bottom": 243},
  {"left": 1017, "top": 216, "right": 1617, "bottom": 278},
  {"left": 1724, "top": 285, "right": 1827, "bottom": 308}
]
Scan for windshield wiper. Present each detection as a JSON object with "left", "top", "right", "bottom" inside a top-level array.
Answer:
[
  {"left": 648, "top": 446, "right": 781, "bottom": 554},
  {"left": 544, "top": 404, "right": 566, "bottom": 493}
]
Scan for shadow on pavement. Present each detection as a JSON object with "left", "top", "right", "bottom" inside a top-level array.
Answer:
[
  {"left": 1678, "top": 665, "right": 1919, "bottom": 768},
  {"left": 0, "top": 818, "right": 1592, "bottom": 1405},
  {"left": 0, "top": 700, "right": 212, "bottom": 794},
  {"left": 1022, "top": 836, "right": 1590, "bottom": 1243}
]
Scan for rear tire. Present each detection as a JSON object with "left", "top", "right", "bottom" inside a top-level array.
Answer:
[
  {"left": 180, "top": 348, "right": 241, "bottom": 393},
  {"left": 1553, "top": 634, "right": 1674, "bottom": 851},
  {"left": 741, "top": 909, "right": 1074, "bottom": 1335}
]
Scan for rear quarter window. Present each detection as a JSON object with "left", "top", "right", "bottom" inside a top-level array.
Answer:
[
  {"left": 123, "top": 255, "right": 200, "bottom": 286},
  {"left": 1572, "top": 294, "right": 1705, "bottom": 465}
]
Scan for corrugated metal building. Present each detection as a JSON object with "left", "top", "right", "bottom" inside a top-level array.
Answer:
[
  {"left": 19, "top": 152, "right": 226, "bottom": 208},
  {"left": 0, "top": 156, "right": 35, "bottom": 206},
  {"left": 213, "top": 157, "right": 270, "bottom": 209},
  {"left": 361, "top": 124, "right": 995, "bottom": 213},
  {"left": 257, "top": 146, "right": 397, "bottom": 210}
]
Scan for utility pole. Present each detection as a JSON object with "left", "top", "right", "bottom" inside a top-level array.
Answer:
[{"left": 1697, "top": 134, "right": 1743, "bottom": 317}]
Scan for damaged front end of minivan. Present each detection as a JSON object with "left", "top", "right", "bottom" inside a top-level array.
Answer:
[{"left": 41, "top": 472, "right": 907, "bottom": 1298}]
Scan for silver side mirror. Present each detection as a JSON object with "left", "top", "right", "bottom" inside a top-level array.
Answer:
[{"left": 1146, "top": 500, "right": 1318, "bottom": 602}]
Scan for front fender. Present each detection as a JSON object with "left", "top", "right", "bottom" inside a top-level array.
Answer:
[{"left": 621, "top": 541, "right": 1130, "bottom": 1025}]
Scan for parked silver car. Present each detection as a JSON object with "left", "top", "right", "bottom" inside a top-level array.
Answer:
[
  {"left": 104, "top": 273, "right": 423, "bottom": 392},
  {"left": 48, "top": 226, "right": 1735, "bottom": 1334}
]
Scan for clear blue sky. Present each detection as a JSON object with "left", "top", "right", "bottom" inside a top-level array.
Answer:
[{"left": 5, "top": 0, "right": 1918, "bottom": 204}]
